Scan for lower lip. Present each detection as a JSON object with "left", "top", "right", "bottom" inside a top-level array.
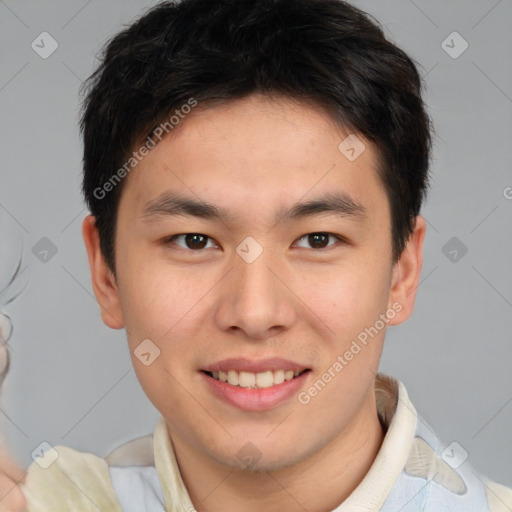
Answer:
[{"left": 202, "top": 371, "right": 310, "bottom": 412}]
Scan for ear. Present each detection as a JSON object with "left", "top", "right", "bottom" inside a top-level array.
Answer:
[
  {"left": 82, "top": 215, "right": 124, "bottom": 329},
  {"left": 386, "top": 215, "right": 426, "bottom": 326}
]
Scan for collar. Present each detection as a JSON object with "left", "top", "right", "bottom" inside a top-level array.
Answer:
[
  {"left": 152, "top": 373, "right": 417, "bottom": 512},
  {"left": 333, "top": 374, "right": 417, "bottom": 511}
]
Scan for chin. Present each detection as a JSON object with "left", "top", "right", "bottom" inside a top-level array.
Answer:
[{"left": 209, "top": 443, "right": 313, "bottom": 473}]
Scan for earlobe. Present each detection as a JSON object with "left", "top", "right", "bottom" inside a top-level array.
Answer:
[
  {"left": 82, "top": 215, "right": 125, "bottom": 330},
  {"left": 387, "top": 215, "right": 426, "bottom": 326}
]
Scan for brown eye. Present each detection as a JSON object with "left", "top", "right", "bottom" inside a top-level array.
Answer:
[
  {"left": 295, "top": 232, "right": 342, "bottom": 250},
  {"left": 166, "top": 233, "right": 215, "bottom": 250}
]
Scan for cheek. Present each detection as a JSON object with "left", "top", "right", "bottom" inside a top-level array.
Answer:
[
  {"left": 118, "top": 259, "right": 217, "bottom": 396},
  {"left": 119, "top": 256, "right": 203, "bottom": 340},
  {"left": 304, "top": 258, "right": 391, "bottom": 329}
]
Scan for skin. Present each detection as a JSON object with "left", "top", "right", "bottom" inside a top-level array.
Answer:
[
  {"left": 0, "top": 453, "right": 25, "bottom": 512},
  {"left": 82, "top": 93, "right": 426, "bottom": 512}
]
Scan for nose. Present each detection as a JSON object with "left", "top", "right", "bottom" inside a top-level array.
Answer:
[{"left": 214, "top": 249, "right": 296, "bottom": 341}]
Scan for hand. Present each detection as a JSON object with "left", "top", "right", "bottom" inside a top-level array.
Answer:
[
  {"left": 0, "top": 266, "right": 27, "bottom": 511},
  {"left": 0, "top": 453, "right": 26, "bottom": 512}
]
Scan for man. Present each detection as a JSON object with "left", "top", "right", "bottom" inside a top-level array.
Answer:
[{"left": 3, "top": 0, "right": 512, "bottom": 510}]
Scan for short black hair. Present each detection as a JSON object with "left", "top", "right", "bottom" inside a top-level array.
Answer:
[{"left": 80, "top": 0, "right": 432, "bottom": 276}]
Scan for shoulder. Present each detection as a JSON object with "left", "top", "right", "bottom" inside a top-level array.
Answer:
[
  {"left": 377, "top": 378, "right": 512, "bottom": 512},
  {"left": 413, "top": 434, "right": 511, "bottom": 511},
  {"left": 20, "top": 434, "right": 162, "bottom": 512},
  {"left": 420, "top": 458, "right": 512, "bottom": 512},
  {"left": 383, "top": 416, "right": 512, "bottom": 512},
  {"left": 21, "top": 444, "right": 124, "bottom": 512},
  {"left": 415, "top": 420, "right": 512, "bottom": 512}
]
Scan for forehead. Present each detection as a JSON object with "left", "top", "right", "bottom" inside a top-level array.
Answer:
[{"left": 119, "top": 94, "right": 388, "bottom": 228}]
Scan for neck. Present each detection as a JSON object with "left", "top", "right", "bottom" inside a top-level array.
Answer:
[{"left": 170, "top": 389, "right": 384, "bottom": 512}]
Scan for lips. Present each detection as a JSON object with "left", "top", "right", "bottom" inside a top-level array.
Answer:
[{"left": 202, "top": 365, "right": 311, "bottom": 412}]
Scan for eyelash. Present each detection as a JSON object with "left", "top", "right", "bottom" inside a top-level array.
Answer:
[{"left": 163, "top": 232, "right": 347, "bottom": 252}]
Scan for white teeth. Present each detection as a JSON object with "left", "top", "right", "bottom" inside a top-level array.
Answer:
[
  {"left": 273, "top": 369, "right": 285, "bottom": 385},
  {"left": 256, "top": 371, "right": 274, "bottom": 388},
  {"left": 227, "top": 370, "right": 239, "bottom": 386},
  {"left": 209, "top": 369, "right": 304, "bottom": 388},
  {"left": 238, "top": 371, "right": 256, "bottom": 387}
]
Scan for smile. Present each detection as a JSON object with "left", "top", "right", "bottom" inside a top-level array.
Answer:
[{"left": 204, "top": 369, "right": 309, "bottom": 389}]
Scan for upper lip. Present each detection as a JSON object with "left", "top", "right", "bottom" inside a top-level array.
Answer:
[{"left": 203, "top": 357, "right": 309, "bottom": 373}]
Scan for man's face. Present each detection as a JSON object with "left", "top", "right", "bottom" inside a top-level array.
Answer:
[{"left": 85, "top": 94, "right": 422, "bottom": 471}]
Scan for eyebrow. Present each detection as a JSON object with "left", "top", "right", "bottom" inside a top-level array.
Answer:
[{"left": 140, "top": 191, "right": 367, "bottom": 226}]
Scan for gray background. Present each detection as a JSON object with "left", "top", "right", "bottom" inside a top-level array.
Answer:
[{"left": 1, "top": 0, "right": 511, "bottom": 488}]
